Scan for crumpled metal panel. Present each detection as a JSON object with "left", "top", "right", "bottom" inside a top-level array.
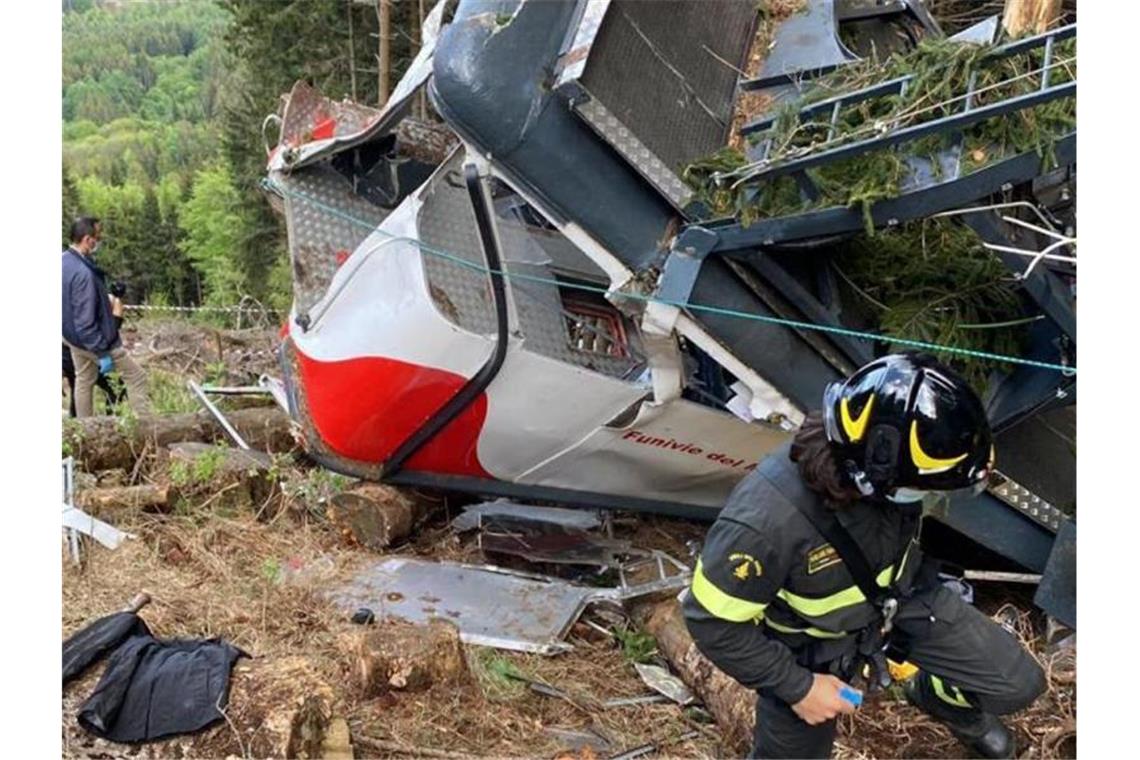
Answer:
[
  {"left": 278, "top": 166, "right": 389, "bottom": 317},
  {"left": 272, "top": 0, "right": 451, "bottom": 171},
  {"left": 331, "top": 555, "right": 692, "bottom": 654},
  {"left": 332, "top": 558, "right": 596, "bottom": 653}
]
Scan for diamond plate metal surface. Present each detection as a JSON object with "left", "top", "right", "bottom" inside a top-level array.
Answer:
[
  {"left": 556, "top": 0, "right": 612, "bottom": 88},
  {"left": 569, "top": 0, "right": 755, "bottom": 209},
  {"left": 279, "top": 166, "right": 389, "bottom": 316},
  {"left": 574, "top": 97, "right": 691, "bottom": 209},
  {"left": 280, "top": 81, "right": 326, "bottom": 146},
  {"left": 418, "top": 157, "right": 640, "bottom": 375},
  {"left": 418, "top": 159, "right": 499, "bottom": 336},
  {"left": 988, "top": 472, "right": 1067, "bottom": 533}
]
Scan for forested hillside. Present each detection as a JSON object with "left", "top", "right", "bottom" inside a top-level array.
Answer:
[{"left": 63, "top": 0, "right": 424, "bottom": 311}]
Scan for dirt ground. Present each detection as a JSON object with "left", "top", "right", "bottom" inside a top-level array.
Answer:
[{"left": 61, "top": 320, "right": 1076, "bottom": 760}]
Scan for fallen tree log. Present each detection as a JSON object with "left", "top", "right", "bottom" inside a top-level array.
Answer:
[
  {"left": 75, "top": 484, "right": 169, "bottom": 514},
  {"left": 327, "top": 483, "right": 438, "bottom": 550},
  {"left": 65, "top": 407, "right": 295, "bottom": 472},
  {"left": 631, "top": 597, "right": 755, "bottom": 754},
  {"left": 168, "top": 442, "right": 282, "bottom": 516}
]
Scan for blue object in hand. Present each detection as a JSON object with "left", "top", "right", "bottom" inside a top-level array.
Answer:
[
  {"left": 840, "top": 686, "right": 863, "bottom": 707},
  {"left": 98, "top": 354, "right": 114, "bottom": 375}
]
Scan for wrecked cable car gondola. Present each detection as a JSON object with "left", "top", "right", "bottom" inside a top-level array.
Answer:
[{"left": 262, "top": 0, "right": 1075, "bottom": 626}]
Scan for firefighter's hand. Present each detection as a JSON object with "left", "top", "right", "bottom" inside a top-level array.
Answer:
[{"left": 791, "top": 674, "right": 860, "bottom": 725}]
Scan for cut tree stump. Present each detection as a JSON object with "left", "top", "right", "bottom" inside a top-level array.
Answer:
[
  {"left": 65, "top": 407, "right": 295, "bottom": 472},
  {"left": 210, "top": 656, "right": 338, "bottom": 759},
  {"left": 75, "top": 484, "right": 170, "bottom": 515},
  {"left": 632, "top": 597, "right": 755, "bottom": 754},
  {"left": 349, "top": 619, "right": 468, "bottom": 694},
  {"left": 167, "top": 442, "right": 282, "bottom": 515},
  {"left": 327, "top": 483, "right": 437, "bottom": 550},
  {"left": 1002, "top": 0, "right": 1063, "bottom": 36}
]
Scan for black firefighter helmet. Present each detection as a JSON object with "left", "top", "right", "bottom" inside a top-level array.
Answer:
[{"left": 821, "top": 353, "right": 994, "bottom": 500}]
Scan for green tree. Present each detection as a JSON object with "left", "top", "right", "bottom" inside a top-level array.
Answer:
[
  {"left": 179, "top": 164, "right": 251, "bottom": 306},
  {"left": 62, "top": 166, "right": 81, "bottom": 246}
]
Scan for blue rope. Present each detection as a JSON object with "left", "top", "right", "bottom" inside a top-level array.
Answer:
[{"left": 261, "top": 178, "right": 1076, "bottom": 376}]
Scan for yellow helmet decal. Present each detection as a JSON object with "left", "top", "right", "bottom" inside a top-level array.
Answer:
[
  {"left": 909, "top": 420, "right": 968, "bottom": 474},
  {"left": 840, "top": 394, "right": 874, "bottom": 443}
]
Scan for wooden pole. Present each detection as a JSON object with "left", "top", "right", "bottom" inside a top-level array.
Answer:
[
  {"left": 376, "top": 0, "right": 392, "bottom": 106},
  {"left": 347, "top": 0, "right": 358, "bottom": 101},
  {"left": 1001, "top": 0, "right": 1063, "bottom": 37}
]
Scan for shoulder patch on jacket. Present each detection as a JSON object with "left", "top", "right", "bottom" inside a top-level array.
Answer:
[
  {"left": 728, "top": 552, "right": 763, "bottom": 580},
  {"left": 806, "top": 543, "right": 842, "bottom": 575}
]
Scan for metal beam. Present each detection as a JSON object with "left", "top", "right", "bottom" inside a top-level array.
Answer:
[
  {"left": 739, "top": 82, "right": 1074, "bottom": 184},
  {"left": 704, "top": 133, "right": 1075, "bottom": 251}
]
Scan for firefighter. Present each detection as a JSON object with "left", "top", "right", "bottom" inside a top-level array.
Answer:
[{"left": 682, "top": 353, "right": 1045, "bottom": 759}]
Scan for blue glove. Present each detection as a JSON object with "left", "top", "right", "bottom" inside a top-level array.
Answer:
[
  {"left": 98, "top": 354, "right": 114, "bottom": 375},
  {"left": 840, "top": 686, "right": 864, "bottom": 707}
]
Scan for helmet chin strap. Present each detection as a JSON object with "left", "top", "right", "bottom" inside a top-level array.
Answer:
[
  {"left": 845, "top": 462, "right": 876, "bottom": 497},
  {"left": 886, "top": 487, "right": 927, "bottom": 504}
]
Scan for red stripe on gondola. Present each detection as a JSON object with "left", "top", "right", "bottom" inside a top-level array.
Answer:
[{"left": 294, "top": 350, "right": 490, "bottom": 478}]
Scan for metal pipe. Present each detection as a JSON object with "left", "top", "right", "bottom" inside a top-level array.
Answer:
[
  {"left": 187, "top": 380, "right": 251, "bottom": 450},
  {"left": 382, "top": 162, "right": 511, "bottom": 477}
]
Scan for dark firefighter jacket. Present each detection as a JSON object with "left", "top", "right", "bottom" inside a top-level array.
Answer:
[{"left": 682, "top": 442, "right": 923, "bottom": 705}]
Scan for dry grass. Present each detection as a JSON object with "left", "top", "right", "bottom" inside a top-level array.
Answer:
[
  {"left": 61, "top": 490, "right": 1077, "bottom": 759},
  {"left": 61, "top": 498, "right": 727, "bottom": 758},
  {"left": 61, "top": 323, "right": 1076, "bottom": 758}
]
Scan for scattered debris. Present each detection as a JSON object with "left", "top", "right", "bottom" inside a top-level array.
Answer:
[
  {"left": 188, "top": 379, "right": 253, "bottom": 449},
  {"left": 226, "top": 656, "right": 338, "bottom": 759},
  {"left": 451, "top": 499, "right": 604, "bottom": 533},
  {"left": 479, "top": 524, "right": 636, "bottom": 568},
  {"left": 609, "top": 729, "right": 701, "bottom": 760},
  {"left": 634, "top": 663, "right": 696, "bottom": 706},
  {"left": 544, "top": 726, "right": 613, "bottom": 754},
  {"left": 350, "top": 608, "right": 375, "bottom": 625},
  {"left": 333, "top": 556, "right": 692, "bottom": 655},
  {"left": 631, "top": 596, "right": 757, "bottom": 754},
  {"left": 62, "top": 501, "right": 134, "bottom": 551}
]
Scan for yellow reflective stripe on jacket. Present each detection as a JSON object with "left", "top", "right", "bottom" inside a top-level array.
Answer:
[
  {"left": 763, "top": 618, "right": 848, "bottom": 639},
  {"left": 691, "top": 558, "right": 768, "bottom": 622},
  {"left": 776, "top": 564, "right": 895, "bottom": 618},
  {"left": 931, "top": 675, "right": 972, "bottom": 708}
]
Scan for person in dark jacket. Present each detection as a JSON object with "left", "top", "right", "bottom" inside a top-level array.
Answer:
[
  {"left": 683, "top": 354, "right": 1045, "bottom": 759},
  {"left": 62, "top": 217, "right": 151, "bottom": 418}
]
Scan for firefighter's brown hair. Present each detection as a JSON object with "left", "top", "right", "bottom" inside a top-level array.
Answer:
[{"left": 789, "top": 411, "right": 861, "bottom": 508}]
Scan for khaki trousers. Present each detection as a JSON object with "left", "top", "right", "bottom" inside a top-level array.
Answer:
[{"left": 67, "top": 344, "right": 152, "bottom": 418}]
